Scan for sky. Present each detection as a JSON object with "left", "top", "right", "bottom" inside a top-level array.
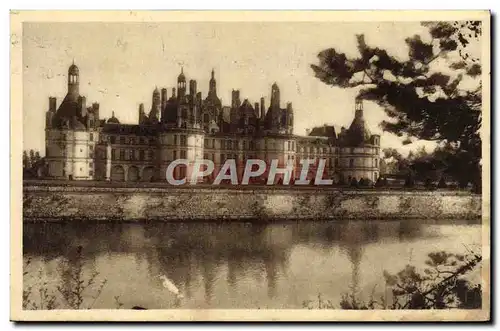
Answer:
[{"left": 22, "top": 21, "right": 477, "bottom": 155}]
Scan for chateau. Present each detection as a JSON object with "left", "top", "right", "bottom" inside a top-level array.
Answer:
[{"left": 44, "top": 63, "right": 381, "bottom": 184}]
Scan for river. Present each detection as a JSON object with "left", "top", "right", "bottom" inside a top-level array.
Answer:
[{"left": 23, "top": 219, "right": 481, "bottom": 309}]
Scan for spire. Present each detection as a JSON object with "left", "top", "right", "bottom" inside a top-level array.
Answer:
[{"left": 208, "top": 68, "right": 217, "bottom": 98}]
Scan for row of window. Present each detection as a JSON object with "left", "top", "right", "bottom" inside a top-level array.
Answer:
[
  {"left": 106, "top": 135, "right": 156, "bottom": 145},
  {"left": 110, "top": 149, "right": 155, "bottom": 161}
]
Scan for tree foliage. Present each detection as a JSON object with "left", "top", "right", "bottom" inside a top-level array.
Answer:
[{"left": 311, "top": 21, "right": 482, "bottom": 191}]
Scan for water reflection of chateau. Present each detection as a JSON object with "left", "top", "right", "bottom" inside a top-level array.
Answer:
[{"left": 24, "top": 221, "right": 424, "bottom": 307}]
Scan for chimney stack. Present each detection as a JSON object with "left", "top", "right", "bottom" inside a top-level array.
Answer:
[
  {"left": 260, "top": 97, "right": 265, "bottom": 119},
  {"left": 49, "top": 97, "right": 57, "bottom": 112}
]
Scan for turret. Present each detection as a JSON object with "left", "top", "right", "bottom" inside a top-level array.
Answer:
[
  {"left": 208, "top": 68, "right": 217, "bottom": 98},
  {"left": 150, "top": 87, "right": 161, "bottom": 122},
  {"left": 270, "top": 82, "right": 280, "bottom": 109},
  {"left": 355, "top": 97, "right": 363, "bottom": 119},
  {"left": 177, "top": 67, "right": 186, "bottom": 99},
  {"left": 67, "top": 62, "right": 80, "bottom": 100}
]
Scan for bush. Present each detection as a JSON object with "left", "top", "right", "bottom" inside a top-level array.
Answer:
[
  {"left": 404, "top": 173, "right": 415, "bottom": 188},
  {"left": 438, "top": 177, "right": 448, "bottom": 189},
  {"left": 375, "top": 177, "right": 386, "bottom": 188},
  {"left": 425, "top": 178, "right": 437, "bottom": 190}
]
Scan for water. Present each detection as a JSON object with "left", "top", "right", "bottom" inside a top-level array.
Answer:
[{"left": 23, "top": 219, "right": 481, "bottom": 309}]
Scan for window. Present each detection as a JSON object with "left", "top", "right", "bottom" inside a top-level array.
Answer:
[
  {"left": 335, "top": 158, "right": 339, "bottom": 167},
  {"left": 227, "top": 140, "right": 232, "bottom": 149},
  {"left": 89, "top": 170, "right": 93, "bottom": 176},
  {"left": 90, "top": 133, "right": 94, "bottom": 141},
  {"left": 221, "top": 140, "right": 225, "bottom": 150},
  {"left": 180, "top": 150, "right": 187, "bottom": 158},
  {"left": 349, "top": 159, "right": 354, "bottom": 168},
  {"left": 139, "top": 150, "right": 145, "bottom": 161},
  {"left": 211, "top": 154, "right": 214, "bottom": 161},
  {"left": 204, "top": 139, "right": 209, "bottom": 148},
  {"left": 125, "top": 150, "right": 130, "bottom": 161},
  {"left": 287, "top": 141, "right": 291, "bottom": 151},
  {"left": 89, "top": 151, "right": 94, "bottom": 159},
  {"left": 89, "top": 161, "right": 93, "bottom": 168},
  {"left": 375, "top": 159, "right": 378, "bottom": 167},
  {"left": 120, "top": 136, "right": 126, "bottom": 144},
  {"left": 221, "top": 153, "right": 225, "bottom": 162},
  {"left": 120, "top": 150, "right": 125, "bottom": 160},
  {"left": 80, "top": 148, "right": 83, "bottom": 152},
  {"left": 243, "top": 141, "right": 247, "bottom": 150},
  {"left": 204, "top": 153, "right": 208, "bottom": 159},
  {"left": 110, "top": 136, "right": 116, "bottom": 144},
  {"left": 180, "top": 135, "right": 187, "bottom": 146},
  {"left": 173, "top": 151, "right": 177, "bottom": 160},
  {"left": 174, "top": 135, "right": 178, "bottom": 145}
]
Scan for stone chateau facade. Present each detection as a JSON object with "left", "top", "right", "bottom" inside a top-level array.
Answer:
[{"left": 44, "top": 63, "right": 381, "bottom": 184}]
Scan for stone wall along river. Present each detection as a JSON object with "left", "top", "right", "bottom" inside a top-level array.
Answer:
[{"left": 22, "top": 185, "right": 482, "bottom": 221}]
